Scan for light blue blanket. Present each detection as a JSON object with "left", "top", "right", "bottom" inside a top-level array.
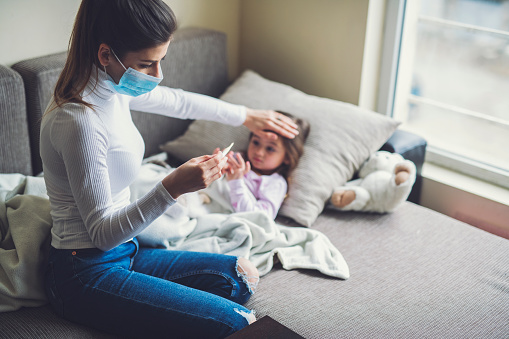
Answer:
[{"left": 134, "top": 164, "right": 349, "bottom": 278}]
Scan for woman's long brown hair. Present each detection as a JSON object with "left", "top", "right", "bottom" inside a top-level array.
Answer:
[
  {"left": 51, "top": 0, "right": 177, "bottom": 111},
  {"left": 52, "top": 1, "right": 96, "bottom": 110}
]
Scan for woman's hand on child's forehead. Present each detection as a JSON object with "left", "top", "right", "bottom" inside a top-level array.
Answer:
[
  {"left": 243, "top": 109, "right": 299, "bottom": 140},
  {"left": 273, "top": 112, "right": 299, "bottom": 136}
]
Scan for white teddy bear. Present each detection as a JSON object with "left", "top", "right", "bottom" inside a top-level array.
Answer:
[{"left": 329, "top": 151, "right": 416, "bottom": 213}]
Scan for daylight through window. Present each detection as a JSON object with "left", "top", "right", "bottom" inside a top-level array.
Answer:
[{"left": 393, "top": 0, "right": 509, "bottom": 188}]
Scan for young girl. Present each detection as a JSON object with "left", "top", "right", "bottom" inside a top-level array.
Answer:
[{"left": 226, "top": 112, "right": 310, "bottom": 219}]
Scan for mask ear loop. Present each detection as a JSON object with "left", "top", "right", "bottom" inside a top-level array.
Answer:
[{"left": 110, "top": 48, "right": 127, "bottom": 71}]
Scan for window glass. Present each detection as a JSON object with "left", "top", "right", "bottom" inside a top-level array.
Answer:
[
  {"left": 397, "top": 0, "right": 509, "bottom": 175},
  {"left": 421, "top": 0, "right": 509, "bottom": 31}
]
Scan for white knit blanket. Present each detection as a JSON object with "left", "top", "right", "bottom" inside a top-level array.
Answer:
[{"left": 0, "top": 166, "right": 349, "bottom": 311}]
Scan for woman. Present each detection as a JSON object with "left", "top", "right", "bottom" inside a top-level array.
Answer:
[{"left": 41, "top": 0, "right": 298, "bottom": 338}]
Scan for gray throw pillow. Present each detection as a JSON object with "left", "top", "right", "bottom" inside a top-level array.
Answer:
[{"left": 161, "top": 70, "right": 400, "bottom": 226}]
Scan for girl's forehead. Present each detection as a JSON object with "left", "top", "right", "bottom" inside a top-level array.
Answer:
[{"left": 252, "top": 134, "right": 284, "bottom": 147}]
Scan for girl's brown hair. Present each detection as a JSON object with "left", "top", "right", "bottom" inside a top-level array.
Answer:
[
  {"left": 52, "top": 0, "right": 177, "bottom": 110},
  {"left": 275, "top": 111, "right": 310, "bottom": 183}
]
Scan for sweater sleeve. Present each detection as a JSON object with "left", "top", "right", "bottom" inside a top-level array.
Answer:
[
  {"left": 227, "top": 175, "right": 287, "bottom": 219},
  {"left": 128, "top": 86, "right": 246, "bottom": 126},
  {"left": 52, "top": 110, "right": 175, "bottom": 251}
]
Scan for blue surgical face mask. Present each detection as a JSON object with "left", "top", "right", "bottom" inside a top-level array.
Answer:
[{"left": 105, "top": 49, "right": 163, "bottom": 97}]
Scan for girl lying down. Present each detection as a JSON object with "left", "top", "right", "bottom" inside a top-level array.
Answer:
[{"left": 167, "top": 112, "right": 310, "bottom": 220}]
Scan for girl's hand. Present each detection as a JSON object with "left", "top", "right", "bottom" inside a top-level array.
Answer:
[
  {"left": 161, "top": 149, "right": 227, "bottom": 199},
  {"left": 243, "top": 108, "right": 299, "bottom": 140},
  {"left": 226, "top": 152, "right": 251, "bottom": 181}
]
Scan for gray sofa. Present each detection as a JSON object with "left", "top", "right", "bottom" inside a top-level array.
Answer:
[{"left": 1, "top": 28, "right": 508, "bottom": 339}]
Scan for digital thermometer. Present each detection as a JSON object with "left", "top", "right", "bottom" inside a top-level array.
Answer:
[{"left": 221, "top": 142, "right": 234, "bottom": 157}]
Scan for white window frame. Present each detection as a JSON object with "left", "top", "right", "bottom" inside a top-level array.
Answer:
[{"left": 379, "top": 0, "right": 509, "bottom": 189}]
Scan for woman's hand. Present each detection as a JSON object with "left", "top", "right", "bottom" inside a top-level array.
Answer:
[
  {"left": 161, "top": 149, "right": 227, "bottom": 199},
  {"left": 226, "top": 152, "right": 251, "bottom": 181},
  {"left": 243, "top": 108, "right": 299, "bottom": 140}
]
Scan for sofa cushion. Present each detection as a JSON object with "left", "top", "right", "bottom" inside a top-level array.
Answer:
[
  {"left": 161, "top": 70, "right": 399, "bottom": 226},
  {"left": 0, "top": 65, "right": 32, "bottom": 176},
  {"left": 11, "top": 52, "right": 67, "bottom": 175}
]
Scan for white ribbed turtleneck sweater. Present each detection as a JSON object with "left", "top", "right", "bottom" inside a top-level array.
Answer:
[{"left": 40, "top": 67, "right": 246, "bottom": 251}]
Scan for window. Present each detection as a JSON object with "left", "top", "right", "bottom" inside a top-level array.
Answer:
[{"left": 389, "top": 0, "right": 509, "bottom": 189}]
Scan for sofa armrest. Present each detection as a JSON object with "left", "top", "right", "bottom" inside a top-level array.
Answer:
[
  {"left": 379, "top": 129, "right": 427, "bottom": 204},
  {"left": 380, "top": 129, "right": 427, "bottom": 174}
]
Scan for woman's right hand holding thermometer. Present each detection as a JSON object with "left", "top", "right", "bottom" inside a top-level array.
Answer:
[{"left": 162, "top": 146, "right": 230, "bottom": 199}]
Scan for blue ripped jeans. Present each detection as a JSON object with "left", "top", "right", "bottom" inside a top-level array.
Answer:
[{"left": 44, "top": 238, "right": 254, "bottom": 338}]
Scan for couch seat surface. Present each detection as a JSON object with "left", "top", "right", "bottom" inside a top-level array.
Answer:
[
  {"left": 1, "top": 203, "right": 508, "bottom": 339},
  {"left": 247, "top": 202, "right": 509, "bottom": 338}
]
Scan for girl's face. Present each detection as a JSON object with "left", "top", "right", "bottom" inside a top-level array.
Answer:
[{"left": 247, "top": 135, "right": 288, "bottom": 175}]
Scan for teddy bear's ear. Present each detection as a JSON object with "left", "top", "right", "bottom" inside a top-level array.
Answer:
[
  {"left": 358, "top": 155, "right": 377, "bottom": 178},
  {"left": 359, "top": 151, "right": 399, "bottom": 178}
]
